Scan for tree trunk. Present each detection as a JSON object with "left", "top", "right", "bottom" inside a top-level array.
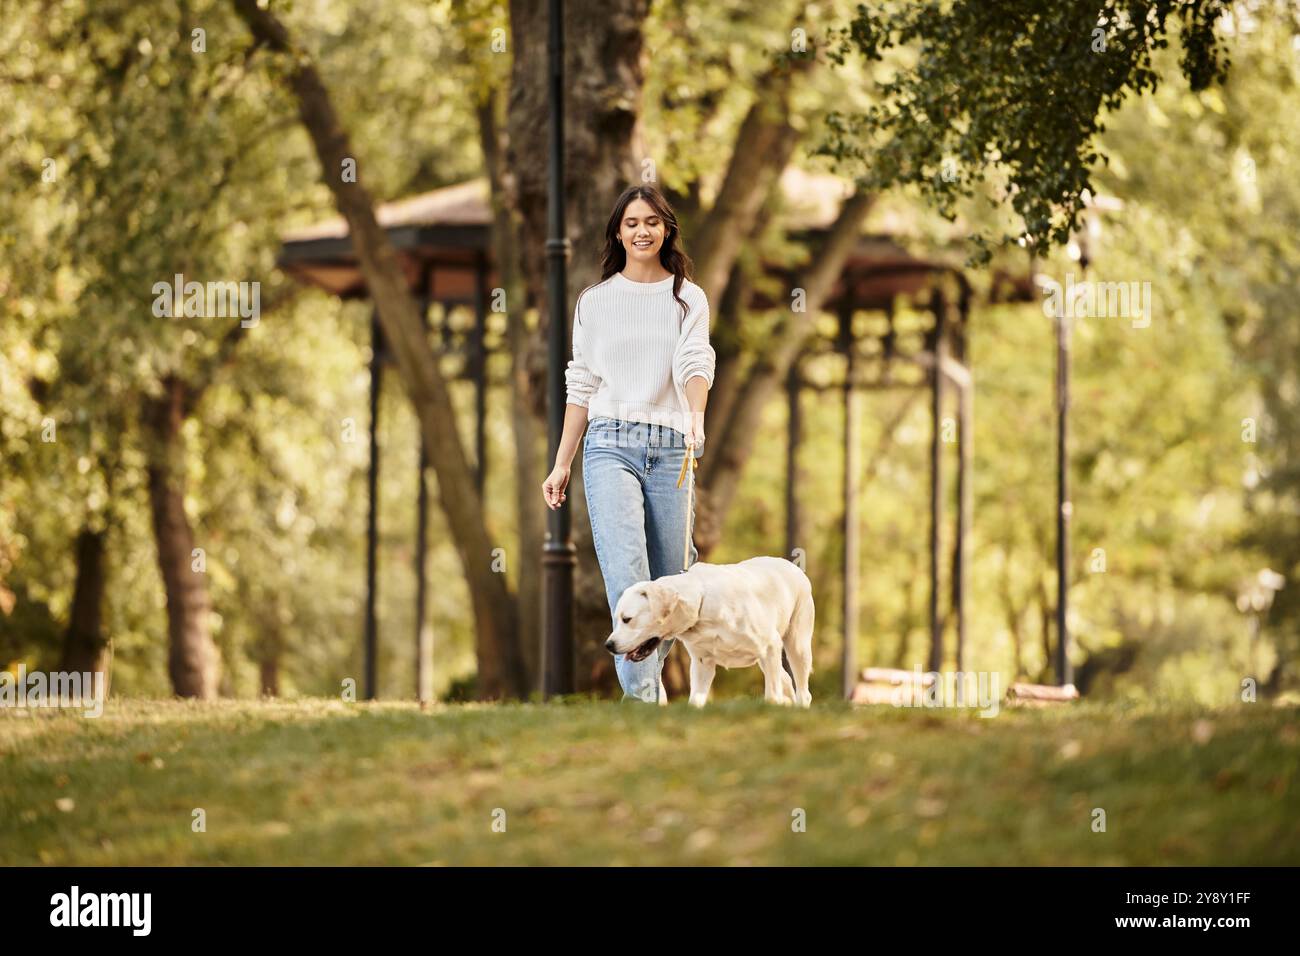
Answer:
[
  {"left": 230, "top": 0, "right": 527, "bottom": 699},
  {"left": 1036, "top": 576, "right": 1054, "bottom": 684},
  {"left": 143, "top": 377, "right": 220, "bottom": 699},
  {"left": 506, "top": 0, "right": 653, "bottom": 693},
  {"left": 675, "top": 39, "right": 816, "bottom": 430},
  {"left": 506, "top": 0, "right": 651, "bottom": 323},
  {"left": 479, "top": 90, "right": 544, "bottom": 692},
  {"left": 59, "top": 526, "right": 111, "bottom": 682},
  {"left": 690, "top": 49, "right": 815, "bottom": 306},
  {"left": 504, "top": 2, "right": 828, "bottom": 692},
  {"left": 998, "top": 555, "right": 1025, "bottom": 680},
  {"left": 258, "top": 618, "right": 282, "bottom": 697},
  {"left": 704, "top": 256, "right": 760, "bottom": 442},
  {"left": 505, "top": 0, "right": 653, "bottom": 419}
]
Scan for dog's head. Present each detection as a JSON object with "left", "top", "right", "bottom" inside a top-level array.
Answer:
[{"left": 604, "top": 579, "right": 691, "bottom": 663}]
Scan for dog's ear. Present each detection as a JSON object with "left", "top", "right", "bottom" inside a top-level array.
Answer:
[
  {"left": 662, "top": 588, "right": 684, "bottom": 624},
  {"left": 650, "top": 581, "right": 696, "bottom": 632},
  {"left": 643, "top": 581, "right": 679, "bottom": 625}
]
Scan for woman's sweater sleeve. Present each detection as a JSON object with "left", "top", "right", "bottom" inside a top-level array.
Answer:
[
  {"left": 564, "top": 294, "right": 602, "bottom": 407},
  {"left": 673, "top": 288, "right": 716, "bottom": 391}
]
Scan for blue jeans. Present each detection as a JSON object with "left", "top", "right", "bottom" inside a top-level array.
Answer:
[{"left": 583, "top": 415, "right": 700, "bottom": 703}]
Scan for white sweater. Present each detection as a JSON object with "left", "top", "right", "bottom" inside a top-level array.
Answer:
[{"left": 565, "top": 271, "right": 716, "bottom": 435}]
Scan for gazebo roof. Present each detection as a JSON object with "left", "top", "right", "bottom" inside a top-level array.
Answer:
[
  {"left": 281, "top": 178, "right": 492, "bottom": 244},
  {"left": 278, "top": 179, "right": 494, "bottom": 302},
  {"left": 276, "top": 170, "right": 981, "bottom": 309}
]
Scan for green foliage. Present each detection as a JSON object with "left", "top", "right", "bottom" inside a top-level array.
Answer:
[
  {"left": 820, "top": 0, "right": 1233, "bottom": 260},
  {"left": 0, "top": 0, "right": 487, "bottom": 695},
  {"left": 643, "top": 0, "right": 811, "bottom": 196},
  {"left": 1088, "top": 0, "right": 1300, "bottom": 669}
]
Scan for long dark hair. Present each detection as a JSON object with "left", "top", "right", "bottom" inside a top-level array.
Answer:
[{"left": 579, "top": 184, "right": 694, "bottom": 321}]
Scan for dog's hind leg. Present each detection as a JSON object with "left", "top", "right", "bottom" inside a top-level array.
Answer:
[
  {"left": 759, "top": 645, "right": 794, "bottom": 705},
  {"left": 779, "top": 669, "right": 796, "bottom": 703},
  {"left": 783, "top": 587, "right": 815, "bottom": 708}
]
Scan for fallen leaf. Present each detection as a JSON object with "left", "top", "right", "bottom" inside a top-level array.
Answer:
[{"left": 1192, "top": 720, "right": 1214, "bottom": 745}]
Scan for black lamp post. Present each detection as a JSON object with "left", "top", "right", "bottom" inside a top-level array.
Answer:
[{"left": 542, "top": 0, "right": 576, "bottom": 698}]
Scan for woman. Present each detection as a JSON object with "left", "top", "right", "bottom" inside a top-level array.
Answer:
[{"left": 541, "top": 185, "right": 715, "bottom": 704}]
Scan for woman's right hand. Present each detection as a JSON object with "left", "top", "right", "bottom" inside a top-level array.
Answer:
[{"left": 542, "top": 463, "right": 571, "bottom": 510}]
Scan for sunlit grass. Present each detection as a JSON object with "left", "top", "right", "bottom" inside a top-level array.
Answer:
[{"left": 2, "top": 697, "right": 1296, "bottom": 865}]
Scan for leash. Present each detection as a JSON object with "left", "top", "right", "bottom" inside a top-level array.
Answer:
[{"left": 676, "top": 439, "right": 697, "bottom": 571}]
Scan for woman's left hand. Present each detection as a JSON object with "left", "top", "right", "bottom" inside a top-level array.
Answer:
[{"left": 684, "top": 410, "right": 705, "bottom": 456}]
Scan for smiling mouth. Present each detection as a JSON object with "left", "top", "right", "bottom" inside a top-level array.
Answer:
[
  {"left": 624, "top": 637, "right": 661, "bottom": 663},
  {"left": 633, "top": 240, "right": 652, "bottom": 248}
]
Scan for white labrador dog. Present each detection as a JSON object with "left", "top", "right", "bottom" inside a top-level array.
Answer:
[{"left": 604, "top": 556, "right": 814, "bottom": 708}]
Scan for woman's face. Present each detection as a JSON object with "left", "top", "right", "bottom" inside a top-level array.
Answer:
[{"left": 619, "top": 197, "right": 668, "bottom": 264}]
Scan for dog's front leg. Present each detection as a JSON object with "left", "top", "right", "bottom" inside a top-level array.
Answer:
[{"left": 688, "top": 653, "right": 716, "bottom": 708}]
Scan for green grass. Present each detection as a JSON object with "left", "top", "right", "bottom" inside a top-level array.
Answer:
[{"left": 2, "top": 697, "right": 1297, "bottom": 865}]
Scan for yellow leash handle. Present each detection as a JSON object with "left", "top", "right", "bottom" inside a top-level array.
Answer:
[
  {"left": 675, "top": 444, "right": 696, "bottom": 489},
  {"left": 678, "top": 442, "right": 697, "bottom": 571}
]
